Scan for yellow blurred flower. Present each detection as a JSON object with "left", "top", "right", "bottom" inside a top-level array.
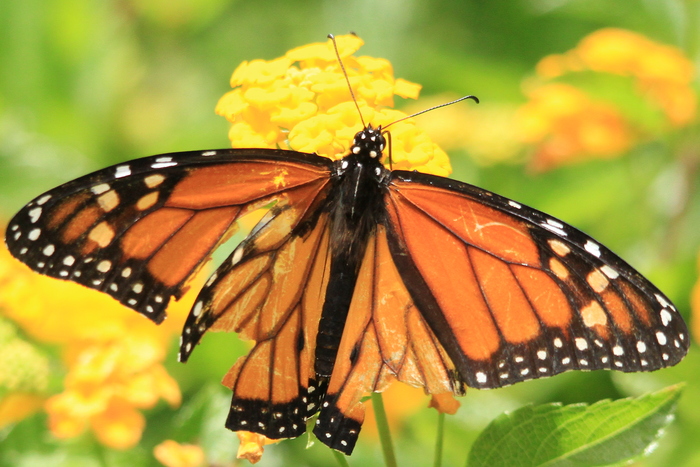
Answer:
[
  {"left": 154, "top": 440, "right": 206, "bottom": 467},
  {"left": 406, "top": 95, "right": 522, "bottom": 165},
  {"left": 516, "top": 83, "right": 634, "bottom": 171},
  {"left": 0, "top": 318, "right": 49, "bottom": 393},
  {"left": 0, "top": 242, "right": 197, "bottom": 448},
  {"left": 0, "top": 392, "right": 45, "bottom": 429},
  {"left": 216, "top": 34, "right": 451, "bottom": 176}
]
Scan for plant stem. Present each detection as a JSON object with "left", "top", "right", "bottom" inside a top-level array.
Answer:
[
  {"left": 434, "top": 411, "right": 445, "bottom": 467},
  {"left": 372, "top": 392, "right": 398, "bottom": 467}
]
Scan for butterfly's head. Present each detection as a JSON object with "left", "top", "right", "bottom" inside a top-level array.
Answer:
[{"left": 350, "top": 124, "right": 386, "bottom": 160}]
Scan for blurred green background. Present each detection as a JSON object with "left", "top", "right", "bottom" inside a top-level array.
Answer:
[{"left": 1, "top": 0, "right": 699, "bottom": 466}]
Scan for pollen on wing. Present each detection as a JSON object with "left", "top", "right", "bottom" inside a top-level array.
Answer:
[{"left": 214, "top": 34, "right": 452, "bottom": 176}]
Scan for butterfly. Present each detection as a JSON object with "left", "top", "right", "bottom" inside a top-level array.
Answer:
[{"left": 4, "top": 105, "right": 689, "bottom": 454}]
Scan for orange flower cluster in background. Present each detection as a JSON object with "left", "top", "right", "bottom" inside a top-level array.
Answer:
[
  {"left": 216, "top": 34, "right": 454, "bottom": 176},
  {"left": 537, "top": 28, "right": 696, "bottom": 126},
  {"left": 0, "top": 244, "right": 195, "bottom": 449},
  {"left": 691, "top": 252, "right": 700, "bottom": 344},
  {"left": 517, "top": 83, "right": 634, "bottom": 171},
  {"left": 517, "top": 28, "right": 697, "bottom": 171},
  {"left": 154, "top": 440, "right": 206, "bottom": 467}
]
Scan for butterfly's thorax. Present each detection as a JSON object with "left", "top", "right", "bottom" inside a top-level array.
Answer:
[{"left": 314, "top": 127, "right": 390, "bottom": 378}]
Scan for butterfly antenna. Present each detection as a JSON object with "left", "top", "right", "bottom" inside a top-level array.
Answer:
[
  {"left": 328, "top": 33, "right": 366, "bottom": 127},
  {"left": 383, "top": 95, "right": 480, "bottom": 130}
]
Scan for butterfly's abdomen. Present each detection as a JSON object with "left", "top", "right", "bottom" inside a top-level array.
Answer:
[{"left": 314, "top": 155, "right": 388, "bottom": 377}]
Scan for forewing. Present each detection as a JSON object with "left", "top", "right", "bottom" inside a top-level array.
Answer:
[
  {"left": 383, "top": 171, "right": 689, "bottom": 390},
  {"left": 5, "top": 148, "right": 331, "bottom": 323}
]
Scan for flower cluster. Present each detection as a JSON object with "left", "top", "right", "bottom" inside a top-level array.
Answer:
[
  {"left": 517, "top": 28, "right": 697, "bottom": 170},
  {"left": 0, "top": 243, "right": 194, "bottom": 449},
  {"left": 216, "top": 34, "right": 452, "bottom": 176},
  {"left": 517, "top": 83, "right": 634, "bottom": 170},
  {"left": 536, "top": 28, "right": 696, "bottom": 126}
]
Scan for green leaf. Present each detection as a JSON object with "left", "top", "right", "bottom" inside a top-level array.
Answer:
[{"left": 468, "top": 384, "right": 683, "bottom": 467}]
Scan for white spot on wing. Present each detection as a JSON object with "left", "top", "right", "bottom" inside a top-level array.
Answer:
[
  {"left": 114, "top": 166, "right": 131, "bottom": 178},
  {"left": 193, "top": 301, "right": 203, "bottom": 317},
  {"left": 151, "top": 161, "right": 177, "bottom": 169},
  {"left": 541, "top": 222, "right": 567, "bottom": 236},
  {"left": 546, "top": 218, "right": 564, "bottom": 229},
  {"left": 660, "top": 309, "right": 672, "bottom": 326},
  {"left": 475, "top": 372, "right": 487, "bottom": 383},
  {"left": 43, "top": 244, "right": 55, "bottom": 256},
  {"left": 29, "top": 207, "right": 42, "bottom": 223},
  {"left": 656, "top": 331, "right": 667, "bottom": 345},
  {"left": 584, "top": 240, "right": 601, "bottom": 257},
  {"left": 202, "top": 151, "right": 216, "bottom": 156},
  {"left": 600, "top": 265, "right": 619, "bottom": 279},
  {"left": 655, "top": 293, "right": 671, "bottom": 308},
  {"left": 205, "top": 273, "right": 218, "bottom": 287},
  {"left": 575, "top": 337, "right": 588, "bottom": 350},
  {"left": 97, "top": 260, "right": 112, "bottom": 273},
  {"left": 28, "top": 229, "right": 41, "bottom": 241},
  {"left": 508, "top": 200, "right": 521, "bottom": 209},
  {"left": 37, "top": 194, "right": 52, "bottom": 205},
  {"left": 231, "top": 248, "right": 244, "bottom": 265},
  {"left": 91, "top": 183, "right": 110, "bottom": 194}
]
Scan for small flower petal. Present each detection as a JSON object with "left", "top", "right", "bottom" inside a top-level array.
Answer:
[
  {"left": 428, "top": 393, "right": 461, "bottom": 415},
  {"left": 236, "top": 431, "right": 280, "bottom": 464}
]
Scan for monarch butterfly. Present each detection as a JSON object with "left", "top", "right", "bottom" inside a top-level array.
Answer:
[{"left": 4, "top": 49, "right": 689, "bottom": 456}]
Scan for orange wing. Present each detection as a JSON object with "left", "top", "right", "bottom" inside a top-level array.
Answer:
[
  {"left": 313, "top": 225, "right": 466, "bottom": 453},
  {"left": 382, "top": 171, "right": 689, "bottom": 390},
  {"left": 178, "top": 207, "right": 332, "bottom": 439},
  {"left": 5, "top": 149, "right": 332, "bottom": 324}
]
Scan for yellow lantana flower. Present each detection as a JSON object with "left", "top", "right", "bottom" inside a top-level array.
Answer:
[
  {"left": 216, "top": 34, "right": 450, "bottom": 176},
  {"left": 0, "top": 243, "right": 196, "bottom": 448}
]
